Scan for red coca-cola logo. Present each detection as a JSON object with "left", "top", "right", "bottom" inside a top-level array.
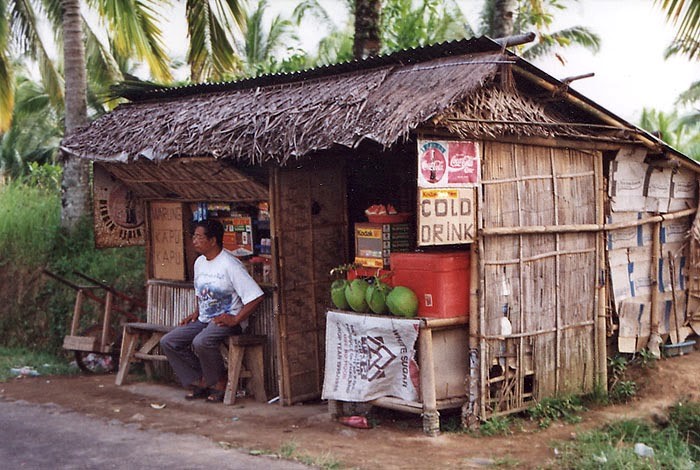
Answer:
[{"left": 420, "top": 147, "right": 446, "bottom": 184}]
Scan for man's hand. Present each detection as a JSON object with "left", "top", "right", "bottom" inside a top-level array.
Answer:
[
  {"left": 179, "top": 311, "right": 198, "bottom": 326},
  {"left": 213, "top": 313, "right": 238, "bottom": 327}
]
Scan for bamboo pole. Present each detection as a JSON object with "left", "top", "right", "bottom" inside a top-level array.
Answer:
[
  {"left": 594, "top": 151, "right": 607, "bottom": 390},
  {"left": 478, "top": 144, "right": 489, "bottom": 421},
  {"left": 463, "top": 194, "right": 481, "bottom": 428},
  {"left": 649, "top": 222, "right": 662, "bottom": 357},
  {"left": 480, "top": 320, "right": 595, "bottom": 339},
  {"left": 480, "top": 207, "right": 697, "bottom": 236},
  {"left": 419, "top": 328, "right": 439, "bottom": 436},
  {"left": 550, "top": 148, "right": 561, "bottom": 395}
]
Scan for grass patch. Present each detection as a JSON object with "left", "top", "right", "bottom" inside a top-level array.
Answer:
[
  {"left": 278, "top": 440, "right": 342, "bottom": 469},
  {"left": 527, "top": 395, "right": 584, "bottom": 429},
  {"left": 0, "top": 181, "right": 60, "bottom": 267},
  {"left": 0, "top": 346, "right": 78, "bottom": 381},
  {"left": 0, "top": 179, "right": 145, "bottom": 353},
  {"left": 479, "top": 415, "right": 513, "bottom": 436},
  {"left": 551, "top": 419, "right": 696, "bottom": 469}
]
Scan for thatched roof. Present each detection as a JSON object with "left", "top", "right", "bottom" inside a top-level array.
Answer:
[
  {"left": 61, "top": 38, "right": 513, "bottom": 165},
  {"left": 61, "top": 36, "right": 684, "bottom": 167}
]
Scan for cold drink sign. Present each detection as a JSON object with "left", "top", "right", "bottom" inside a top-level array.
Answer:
[
  {"left": 418, "top": 140, "right": 479, "bottom": 188},
  {"left": 418, "top": 188, "right": 476, "bottom": 246}
]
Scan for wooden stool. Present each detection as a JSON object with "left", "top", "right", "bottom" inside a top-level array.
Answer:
[
  {"left": 115, "top": 322, "right": 174, "bottom": 386},
  {"left": 223, "top": 335, "right": 267, "bottom": 405}
]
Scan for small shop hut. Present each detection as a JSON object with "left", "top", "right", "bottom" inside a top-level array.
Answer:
[{"left": 62, "top": 36, "right": 700, "bottom": 431}]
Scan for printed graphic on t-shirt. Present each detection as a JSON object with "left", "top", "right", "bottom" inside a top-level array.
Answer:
[{"left": 198, "top": 285, "right": 233, "bottom": 318}]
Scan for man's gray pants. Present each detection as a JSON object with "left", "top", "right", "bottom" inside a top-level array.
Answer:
[{"left": 160, "top": 320, "right": 241, "bottom": 388}]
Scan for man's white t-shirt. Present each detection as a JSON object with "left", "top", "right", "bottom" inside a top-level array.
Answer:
[{"left": 194, "top": 249, "right": 263, "bottom": 326}]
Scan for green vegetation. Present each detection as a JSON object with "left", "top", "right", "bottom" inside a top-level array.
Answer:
[
  {"left": 607, "top": 352, "right": 657, "bottom": 404},
  {"left": 0, "top": 346, "right": 78, "bottom": 381},
  {"left": 478, "top": 415, "right": 513, "bottom": 436},
  {"left": 278, "top": 440, "right": 341, "bottom": 469},
  {"left": 551, "top": 419, "right": 696, "bottom": 469},
  {"left": 0, "top": 179, "right": 144, "bottom": 353},
  {"left": 527, "top": 395, "right": 584, "bottom": 429}
]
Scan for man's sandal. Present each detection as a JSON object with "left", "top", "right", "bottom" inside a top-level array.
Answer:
[
  {"left": 185, "top": 386, "right": 209, "bottom": 400},
  {"left": 206, "top": 389, "right": 225, "bottom": 403}
]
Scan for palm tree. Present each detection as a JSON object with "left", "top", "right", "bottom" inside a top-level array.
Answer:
[
  {"left": 656, "top": 0, "right": 700, "bottom": 60},
  {"left": 638, "top": 108, "right": 700, "bottom": 159},
  {"left": 655, "top": 0, "right": 700, "bottom": 129},
  {"left": 235, "top": 0, "right": 304, "bottom": 76},
  {"left": 477, "top": 0, "right": 601, "bottom": 61},
  {"left": 0, "top": 70, "right": 61, "bottom": 179},
  {"left": 354, "top": 0, "right": 382, "bottom": 58},
  {"left": 381, "top": 0, "right": 468, "bottom": 52},
  {"left": 185, "top": 0, "right": 247, "bottom": 82}
]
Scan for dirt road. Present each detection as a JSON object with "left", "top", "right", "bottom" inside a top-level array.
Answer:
[
  {"left": 0, "top": 399, "right": 309, "bottom": 469},
  {"left": 2, "top": 352, "right": 700, "bottom": 469}
]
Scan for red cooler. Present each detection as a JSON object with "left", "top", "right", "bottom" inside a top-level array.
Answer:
[{"left": 390, "top": 251, "right": 470, "bottom": 318}]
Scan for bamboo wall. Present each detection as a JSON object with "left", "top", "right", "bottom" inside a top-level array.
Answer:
[{"left": 479, "top": 142, "right": 598, "bottom": 417}]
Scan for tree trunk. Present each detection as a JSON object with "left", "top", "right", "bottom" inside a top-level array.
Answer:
[
  {"left": 353, "top": 0, "right": 381, "bottom": 59},
  {"left": 492, "top": 0, "right": 517, "bottom": 39},
  {"left": 61, "top": 0, "right": 90, "bottom": 230}
]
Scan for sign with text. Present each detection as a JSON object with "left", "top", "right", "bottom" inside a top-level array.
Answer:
[
  {"left": 418, "top": 188, "right": 476, "bottom": 246},
  {"left": 322, "top": 311, "right": 420, "bottom": 402},
  {"left": 93, "top": 165, "right": 145, "bottom": 248},
  {"left": 150, "top": 201, "right": 186, "bottom": 280},
  {"left": 418, "top": 140, "right": 480, "bottom": 188}
]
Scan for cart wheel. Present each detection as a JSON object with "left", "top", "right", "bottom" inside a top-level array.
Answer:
[{"left": 74, "top": 324, "right": 119, "bottom": 374}]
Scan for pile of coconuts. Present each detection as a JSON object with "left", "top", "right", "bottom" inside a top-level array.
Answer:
[{"left": 330, "top": 277, "right": 418, "bottom": 317}]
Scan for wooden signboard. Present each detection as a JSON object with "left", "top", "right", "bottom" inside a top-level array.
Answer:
[
  {"left": 93, "top": 165, "right": 145, "bottom": 247},
  {"left": 417, "top": 188, "right": 476, "bottom": 246},
  {"left": 150, "top": 201, "right": 186, "bottom": 281}
]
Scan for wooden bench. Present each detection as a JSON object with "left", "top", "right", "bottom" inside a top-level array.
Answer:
[{"left": 115, "top": 322, "right": 267, "bottom": 405}]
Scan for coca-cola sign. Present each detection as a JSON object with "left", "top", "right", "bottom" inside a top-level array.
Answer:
[{"left": 417, "top": 139, "right": 479, "bottom": 188}]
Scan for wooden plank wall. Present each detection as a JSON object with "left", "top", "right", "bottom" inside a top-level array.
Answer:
[{"left": 479, "top": 142, "right": 598, "bottom": 417}]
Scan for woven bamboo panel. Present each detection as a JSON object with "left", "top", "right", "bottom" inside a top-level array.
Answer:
[
  {"left": 480, "top": 142, "right": 598, "bottom": 417},
  {"left": 274, "top": 160, "right": 348, "bottom": 404}
]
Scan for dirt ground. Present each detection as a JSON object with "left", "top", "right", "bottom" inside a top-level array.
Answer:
[{"left": 2, "top": 351, "right": 700, "bottom": 469}]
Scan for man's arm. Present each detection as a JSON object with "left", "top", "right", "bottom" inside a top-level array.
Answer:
[
  {"left": 180, "top": 305, "right": 200, "bottom": 325},
  {"left": 213, "top": 294, "right": 264, "bottom": 327}
]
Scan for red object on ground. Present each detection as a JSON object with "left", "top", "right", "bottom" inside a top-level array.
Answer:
[
  {"left": 390, "top": 251, "right": 471, "bottom": 318},
  {"left": 338, "top": 416, "right": 371, "bottom": 429}
]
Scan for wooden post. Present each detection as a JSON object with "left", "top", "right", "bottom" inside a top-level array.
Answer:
[
  {"left": 649, "top": 221, "right": 662, "bottom": 357},
  {"left": 101, "top": 291, "right": 113, "bottom": 352},
  {"left": 594, "top": 152, "right": 607, "bottom": 390},
  {"left": 462, "top": 239, "right": 480, "bottom": 428},
  {"left": 419, "top": 327, "right": 439, "bottom": 436},
  {"left": 71, "top": 289, "right": 84, "bottom": 336}
]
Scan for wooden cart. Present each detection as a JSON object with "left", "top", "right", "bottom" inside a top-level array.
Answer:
[{"left": 43, "top": 270, "right": 145, "bottom": 372}]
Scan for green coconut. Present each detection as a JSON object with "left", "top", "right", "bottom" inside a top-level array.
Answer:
[
  {"left": 345, "top": 278, "right": 370, "bottom": 312},
  {"left": 331, "top": 279, "right": 350, "bottom": 310},
  {"left": 365, "top": 281, "right": 391, "bottom": 314},
  {"left": 386, "top": 286, "right": 419, "bottom": 317}
]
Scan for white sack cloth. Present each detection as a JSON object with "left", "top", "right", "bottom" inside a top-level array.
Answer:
[{"left": 322, "top": 310, "right": 421, "bottom": 402}]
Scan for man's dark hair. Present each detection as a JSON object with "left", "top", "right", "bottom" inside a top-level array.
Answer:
[{"left": 192, "top": 219, "right": 224, "bottom": 248}]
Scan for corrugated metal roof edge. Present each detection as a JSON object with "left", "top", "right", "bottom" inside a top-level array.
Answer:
[
  {"left": 510, "top": 52, "right": 700, "bottom": 172},
  {"left": 118, "top": 36, "right": 502, "bottom": 102}
]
